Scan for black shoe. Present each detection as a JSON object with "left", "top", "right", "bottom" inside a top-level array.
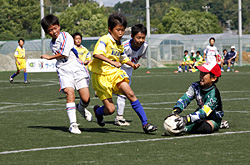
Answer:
[
  {"left": 24, "top": 81, "right": 30, "bottom": 84},
  {"left": 143, "top": 123, "right": 157, "bottom": 133},
  {"left": 94, "top": 105, "right": 105, "bottom": 127}
]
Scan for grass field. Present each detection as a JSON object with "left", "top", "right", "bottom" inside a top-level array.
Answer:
[{"left": 1, "top": 66, "right": 250, "bottom": 164}]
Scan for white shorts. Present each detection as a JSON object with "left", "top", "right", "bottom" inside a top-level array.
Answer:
[{"left": 57, "top": 59, "right": 90, "bottom": 93}]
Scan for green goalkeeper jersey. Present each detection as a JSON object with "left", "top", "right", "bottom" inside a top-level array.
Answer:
[{"left": 173, "top": 81, "right": 223, "bottom": 123}]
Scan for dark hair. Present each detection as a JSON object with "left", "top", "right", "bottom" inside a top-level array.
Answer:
[
  {"left": 184, "top": 50, "right": 188, "bottom": 53},
  {"left": 108, "top": 12, "right": 127, "bottom": 30},
  {"left": 223, "top": 49, "right": 227, "bottom": 52},
  {"left": 210, "top": 73, "right": 219, "bottom": 83},
  {"left": 41, "top": 14, "right": 59, "bottom": 32},
  {"left": 209, "top": 37, "right": 215, "bottom": 42},
  {"left": 18, "top": 38, "right": 24, "bottom": 43},
  {"left": 131, "top": 24, "right": 147, "bottom": 36},
  {"left": 196, "top": 51, "right": 200, "bottom": 54},
  {"left": 72, "top": 32, "right": 82, "bottom": 40}
]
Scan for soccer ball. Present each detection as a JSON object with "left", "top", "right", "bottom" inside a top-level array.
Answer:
[{"left": 163, "top": 115, "right": 184, "bottom": 136}]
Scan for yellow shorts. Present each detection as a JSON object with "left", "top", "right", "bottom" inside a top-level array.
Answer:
[
  {"left": 92, "top": 69, "right": 129, "bottom": 101},
  {"left": 16, "top": 59, "right": 26, "bottom": 70},
  {"left": 181, "top": 61, "right": 189, "bottom": 65}
]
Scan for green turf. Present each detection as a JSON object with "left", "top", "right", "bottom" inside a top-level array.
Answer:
[{"left": 1, "top": 66, "right": 250, "bottom": 164}]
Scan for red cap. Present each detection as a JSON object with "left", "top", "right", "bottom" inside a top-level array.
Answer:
[{"left": 196, "top": 62, "right": 221, "bottom": 77}]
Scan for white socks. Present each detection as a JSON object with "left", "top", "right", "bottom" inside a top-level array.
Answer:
[
  {"left": 117, "top": 95, "right": 126, "bottom": 116},
  {"left": 66, "top": 102, "right": 76, "bottom": 124}
]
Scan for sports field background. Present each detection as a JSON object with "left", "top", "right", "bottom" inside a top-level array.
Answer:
[{"left": 1, "top": 66, "right": 250, "bottom": 164}]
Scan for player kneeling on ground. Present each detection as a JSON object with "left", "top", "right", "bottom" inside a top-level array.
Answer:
[{"left": 164, "top": 62, "right": 229, "bottom": 135}]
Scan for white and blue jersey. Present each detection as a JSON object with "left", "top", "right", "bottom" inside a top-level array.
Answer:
[
  {"left": 50, "top": 32, "right": 79, "bottom": 68},
  {"left": 121, "top": 39, "right": 148, "bottom": 84}
]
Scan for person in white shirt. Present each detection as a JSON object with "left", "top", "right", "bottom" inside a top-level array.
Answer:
[{"left": 115, "top": 24, "right": 148, "bottom": 126}]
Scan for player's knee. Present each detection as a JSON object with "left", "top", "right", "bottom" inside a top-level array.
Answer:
[
  {"left": 81, "top": 97, "right": 90, "bottom": 105},
  {"left": 125, "top": 91, "right": 136, "bottom": 101},
  {"left": 197, "top": 121, "right": 213, "bottom": 134}
]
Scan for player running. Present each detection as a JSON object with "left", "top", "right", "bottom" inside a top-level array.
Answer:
[
  {"left": 9, "top": 38, "right": 30, "bottom": 84},
  {"left": 115, "top": 24, "right": 148, "bottom": 126},
  {"left": 41, "top": 14, "right": 92, "bottom": 134},
  {"left": 88, "top": 12, "right": 157, "bottom": 133}
]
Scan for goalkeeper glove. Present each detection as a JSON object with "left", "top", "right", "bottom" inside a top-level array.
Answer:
[
  {"left": 175, "top": 115, "right": 191, "bottom": 129},
  {"left": 164, "top": 108, "right": 182, "bottom": 121}
]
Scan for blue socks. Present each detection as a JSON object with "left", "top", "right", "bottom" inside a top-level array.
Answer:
[
  {"left": 185, "top": 66, "right": 187, "bottom": 71},
  {"left": 24, "top": 72, "right": 27, "bottom": 81},
  {"left": 11, "top": 73, "right": 17, "bottom": 78},
  {"left": 95, "top": 106, "right": 106, "bottom": 116},
  {"left": 131, "top": 100, "right": 148, "bottom": 126}
]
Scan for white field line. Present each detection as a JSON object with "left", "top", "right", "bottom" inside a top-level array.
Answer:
[{"left": 1, "top": 130, "right": 250, "bottom": 155}]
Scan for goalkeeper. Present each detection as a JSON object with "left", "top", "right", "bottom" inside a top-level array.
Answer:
[{"left": 166, "top": 62, "right": 228, "bottom": 134}]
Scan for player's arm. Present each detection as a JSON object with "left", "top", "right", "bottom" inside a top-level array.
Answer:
[
  {"left": 93, "top": 54, "right": 121, "bottom": 68},
  {"left": 41, "top": 53, "right": 66, "bottom": 60},
  {"left": 125, "top": 60, "right": 140, "bottom": 70}
]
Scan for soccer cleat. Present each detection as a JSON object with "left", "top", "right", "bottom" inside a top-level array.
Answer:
[
  {"left": 24, "top": 81, "right": 30, "bottom": 84},
  {"left": 185, "top": 70, "right": 187, "bottom": 73},
  {"left": 69, "top": 123, "right": 81, "bottom": 134},
  {"left": 114, "top": 116, "right": 130, "bottom": 126},
  {"left": 220, "top": 120, "right": 229, "bottom": 129},
  {"left": 94, "top": 105, "right": 105, "bottom": 127},
  {"left": 221, "top": 69, "right": 224, "bottom": 72},
  {"left": 143, "top": 123, "right": 158, "bottom": 133},
  {"left": 76, "top": 104, "right": 93, "bottom": 121},
  {"left": 227, "top": 69, "right": 230, "bottom": 72},
  {"left": 9, "top": 77, "right": 13, "bottom": 83}
]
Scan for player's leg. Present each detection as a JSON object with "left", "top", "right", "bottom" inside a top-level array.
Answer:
[
  {"left": 23, "top": 68, "right": 29, "bottom": 84},
  {"left": 10, "top": 68, "right": 20, "bottom": 83},
  {"left": 185, "top": 120, "right": 216, "bottom": 134},
  {"left": 77, "top": 87, "right": 92, "bottom": 121},
  {"left": 64, "top": 87, "right": 81, "bottom": 134},
  {"left": 115, "top": 95, "right": 130, "bottom": 126},
  {"left": 118, "top": 81, "right": 157, "bottom": 133},
  {"left": 94, "top": 98, "right": 115, "bottom": 127},
  {"left": 220, "top": 59, "right": 224, "bottom": 72}
]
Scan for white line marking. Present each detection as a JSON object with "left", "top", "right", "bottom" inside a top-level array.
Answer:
[{"left": 1, "top": 130, "right": 250, "bottom": 155}]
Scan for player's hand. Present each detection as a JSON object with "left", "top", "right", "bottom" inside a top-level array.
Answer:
[
  {"left": 84, "top": 60, "right": 91, "bottom": 65},
  {"left": 111, "top": 61, "right": 122, "bottom": 68},
  {"left": 41, "top": 54, "right": 51, "bottom": 60},
  {"left": 133, "top": 63, "right": 140, "bottom": 70},
  {"left": 164, "top": 108, "right": 182, "bottom": 121},
  {"left": 175, "top": 115, "right": 190, "bottom": 129}
]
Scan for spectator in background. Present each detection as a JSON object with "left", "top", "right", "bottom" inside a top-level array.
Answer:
[
  {"left": 221, "top": 46, "right": 237, "bottom": 72},
  {"left": 178, "top": 50, "right": 190, "bottom": 72}
]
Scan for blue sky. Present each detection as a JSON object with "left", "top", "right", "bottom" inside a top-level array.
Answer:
[{"left": 94, "top": 0, "right": 133, "bottom": 7}]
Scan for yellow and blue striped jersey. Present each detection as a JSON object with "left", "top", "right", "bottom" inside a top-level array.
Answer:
[
  {"left": 14, "top": 46, "right": 25, "bottom": 59},
  {"left": 89, "top": 33, "right": 129, "bottom": 75},
  {"left": 75, "top": 45, "right": 91, "bottom": 62}
]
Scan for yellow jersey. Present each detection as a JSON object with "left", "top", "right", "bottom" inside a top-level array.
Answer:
[
  {"left": 14, "top": 46, "right": 25, "bottom": 59},
  {"left": 75, "top": 45, "right": 91, "bottom": 62},
  {"left": 88, "top": 33, "right": 129, "bottom": 75}
]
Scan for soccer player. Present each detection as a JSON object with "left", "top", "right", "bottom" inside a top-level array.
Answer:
[
  {"left": 88, "top": 12, "right": 157, "bottom": 133},
  {"left": 41, "top": 14, "right": 92, "bottom": 134},
  {"left": 115, "top": 24, "right": 148, "bottom": 126},
  {"left": 72, "top": 32, "right": 91, "bottom": 66},
  {"left": 178, "top": 50, "right": 190, "bottom": 72},
  {"left": 203, "top": 37, "right": 219, "bottom": 63},
  {"left": 9, "top": 38, "right": 29, "bottom": 84},
  {"left": 166, "top": 62, "right": 225, "bottom": 134}
]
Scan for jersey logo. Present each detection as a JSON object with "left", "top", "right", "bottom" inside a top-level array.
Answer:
[{"left": 111, "top": 48, "right": 121, "bottom": 57}]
